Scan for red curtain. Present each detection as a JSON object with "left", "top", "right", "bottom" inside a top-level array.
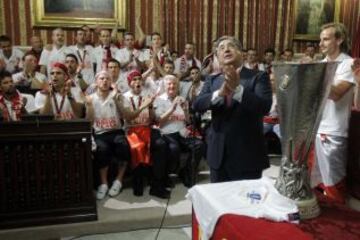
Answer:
[{"left": 352, "top": 17, "right": 360, "bottom": 58}]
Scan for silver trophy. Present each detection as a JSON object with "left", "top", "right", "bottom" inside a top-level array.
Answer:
[{"left": 272, "top": 62, "right": 338, "bottom": 219}]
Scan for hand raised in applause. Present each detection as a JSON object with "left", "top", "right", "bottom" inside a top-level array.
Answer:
[{"left": 219, "top": 65, "right": 241, "bottom": 96}]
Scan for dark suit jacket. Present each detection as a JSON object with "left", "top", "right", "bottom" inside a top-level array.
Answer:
[{"left": 193, "top": 67, "right": 272, "bottom": 172}]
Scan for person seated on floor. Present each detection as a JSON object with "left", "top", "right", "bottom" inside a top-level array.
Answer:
[
  {"left": 123, "top": 70, "right": 170, "bottom": 199},
  {"left": 154, "top": 74, "right": 204, "bottom": 187},
  {"left": 12, "top": 52, "right": 47, "bottom": 93},
  {"left": 0, "top": 70, "right": 28, "bottom": 121},
  {"left": 85, "top": 70, "right": 132, "bottom": 200},
  {"left": 34, "top": 62, "right": 84, "bottom": 120}
]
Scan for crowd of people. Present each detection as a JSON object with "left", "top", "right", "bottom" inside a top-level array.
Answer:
[{"left": 0, "top": 22, "right": 359, "bottom": 204}]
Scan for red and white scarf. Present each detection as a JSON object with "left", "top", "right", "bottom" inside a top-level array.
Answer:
[{"left": 0, "top": 90, "right": 24, "bottom": 121}]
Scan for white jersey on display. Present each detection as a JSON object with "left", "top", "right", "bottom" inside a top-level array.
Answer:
[{"left": 187, "top": 177, "right": 299, "bottom": 240}]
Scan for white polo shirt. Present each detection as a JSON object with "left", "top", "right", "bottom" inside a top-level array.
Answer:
[
  {"left": 68, "top": 44, "right": 96, "bottom": 84},
  {"left": 92, "top": 45, "right": 121, "bottom": 73},
  {"left": 154, "top": 93, "right": 187, "bottom": 135},
  {"left": 0, "top": 47, "right": 24, "bottom": 73},
  {"left": 318, "top": 53, "right": 355, "bottom": 137},
  {"left": 174, "top": 56, "right": 201, "bottom": 75},
  {"left": 39, "top": 45, "right": 71, "bottom": 76},
  {"left": 12, "top": 71, "right": 47, "bottom": 88}
]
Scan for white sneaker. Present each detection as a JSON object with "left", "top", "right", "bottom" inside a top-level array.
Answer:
[
  {"left": 96, "top": 184, "right": 108, "bottom": 200},
  {"left": 108, "top": 180, "right": 122, "bottom": 197}
]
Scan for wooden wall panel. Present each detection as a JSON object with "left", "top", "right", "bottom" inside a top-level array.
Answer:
[{"left": 0, "top": 0, "right": 359, "bottom": 59}]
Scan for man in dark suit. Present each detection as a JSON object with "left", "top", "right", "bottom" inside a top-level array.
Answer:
[{"left": 193, "top": 36, "right": 272, "bottom": 182}]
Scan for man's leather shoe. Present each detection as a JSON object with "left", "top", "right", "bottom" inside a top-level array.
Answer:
[{"left": 149, "top": 187, "right": 170, "bottom": 199}]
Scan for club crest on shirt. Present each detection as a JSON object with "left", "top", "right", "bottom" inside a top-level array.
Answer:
[{"left": 247, "top": 191, "right": 262, "bottom": 204}]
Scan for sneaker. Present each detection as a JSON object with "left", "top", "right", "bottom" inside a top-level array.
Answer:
[
  {"left": 108, "top": 180, "right": 122, "bottom": 197},
  {"left": 96, "top": 184, "right": 108, "bottom": 200}
]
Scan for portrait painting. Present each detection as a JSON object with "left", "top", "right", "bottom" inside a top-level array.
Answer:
[
  {"left": 32, "top": 0, "right": 126, "bottom": 29},
  {"left": 293, "top": 0, "right": 340, "bottom": 40}
]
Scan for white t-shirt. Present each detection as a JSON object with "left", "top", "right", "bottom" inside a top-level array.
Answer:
[
  {"left": 179, "top": 81, "right": 204, "bottom": 102},
  {"left": 0, "top": 47, "right": 24, "bottom": 73},
  {"left": 114, "top": 74, "right": 130, "bottom": 94},
  {"left": 68, "top": 45, "right": 96, "bottom": 84},
  {"left": 244, "top": 62, "right": 265, "bottom": 71},
  {"left": 92, "top": 45, "right": 121, "bottom": 73},
  {"left": 123, "top": 91, "right": 151, "bottom": 128},
  {"left": 154, "top": 93, "right": 187, "bottom": 135},
  {"left": 21, "top": 93, "right": 36, "bottom": 113},
  {"left": 12, "top": 71, "right": 47, "bottom": 88},
  {"left": 174, "top": 56, "right": 201, "bottom": 75},
  {"left": 89, "top": 91, "right": 122, "bottom": 134},
  {"left": 118, "top": 48, "right": 144, "bottom": 77},
  {"left": 317, "top": 53, "right": 355, "bottom": 137},
  {"left": 39, "top": 45, "right": 71, "bottom": 76},
  {"left": 34, "top": 87, "right": 82, "bottom": 120},
  {"left": 142, "top": 76, "right": 165, "bottom": 97}
]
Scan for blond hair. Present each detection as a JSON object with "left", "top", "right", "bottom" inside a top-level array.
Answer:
[{"left": 321, "top": 22, "right": 350, "bottom": 53}]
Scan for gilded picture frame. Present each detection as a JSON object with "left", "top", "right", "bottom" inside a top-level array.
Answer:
[
  {"left": 31, "top": 0, "right": 126, "bottom": 29},
  {"left": 293, "top": 0, "right": 340, "bottom": 40}
]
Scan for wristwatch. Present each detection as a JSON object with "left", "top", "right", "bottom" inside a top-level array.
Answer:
[
  {"left": 77, "top": 73, "right": 83, "bottom": 79},
  {"left": 67, "top": 95, "right": 75, "bottom": 101}
]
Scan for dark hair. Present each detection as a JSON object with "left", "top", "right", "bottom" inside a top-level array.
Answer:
[
  {"left": 283, "top": 48, "right": 294, "bottom": 54},
  {"left": 151, "top": 32, "right": 161, "bottom": 40},
  {"left": 189, "top": 66, "right": 200, "bottom": 72},
  {"left": 124, "top": 32, "right": 134, "bottom": 38},
  {"left": 0, "top": 35, "right": 11, "bottom": 43},
  {"left": 75, "top": 28, "right": 85, "bottom": 35},
  {"left": 107, "top": 58, "right": 121, "bottom": 67},
  {"left": 216, "top": 36, "right": 242, "bottom": 51},
  {"left": 0, "top": 70, "right": 12, "bottom": 84},
  {"left": 164, "top": 59, "right": 174, "bottom": 66},
  {"left": 264, "top": 48, "right": 276, "bottom": 55},
  {"left": 65, "top": 53, "right": 78, "bottom": 64},
  {"left": 22, "top": 52, "right": 38, "bottom": 61}
]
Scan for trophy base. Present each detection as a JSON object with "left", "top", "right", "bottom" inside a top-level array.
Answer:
[{"left": 296, "top": 196, "right": 321, "bottom": 220}]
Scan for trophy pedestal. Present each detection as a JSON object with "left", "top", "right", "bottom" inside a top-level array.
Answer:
[{"left": 296, "top": 196, "right": 321, "bottom": 220}]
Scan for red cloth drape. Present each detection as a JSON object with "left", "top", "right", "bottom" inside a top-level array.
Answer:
[{"left": 192, "top": 193, "right": 360, "bottom": 240}]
